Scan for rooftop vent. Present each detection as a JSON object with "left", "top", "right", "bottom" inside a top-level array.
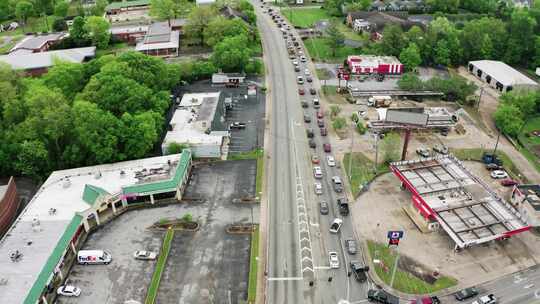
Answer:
[
  {"left": 94, "top": 171, "right": 102, "bottom": 179},
  {"left": 120, "top": 170, "right": 126, "bottom": 178},
  {"left": 63, "top": 178, "right": 71, "bottom": 188}
]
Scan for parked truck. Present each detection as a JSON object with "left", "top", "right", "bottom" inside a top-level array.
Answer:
[
  {"left": 337, "top": 198, "right": 349, "bottom": 216},
  {"left": 367, "top": 96, "right": 392, "bottom": 108},
  {"left": 368, "top": 289, "right": 399, "bottom": 304}
]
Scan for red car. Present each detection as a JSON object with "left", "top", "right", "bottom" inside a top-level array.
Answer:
[
  {"left": 320, "top": 128, "right": 327, "bottom": 136},
  {"left": 410, "top": 296, "right": 440, "bottom": 304},
  {"left": 501, "top": 179, "right": 518, "bottom": 187},
  {"left": 317, "top": 110, "right": 324, "bottom": 119},
  {"left": 323, "top": 143, "right": 331, "bottom": 152},
  {"left": 298, "top": 88, "right": 305, "bottom": 95}
]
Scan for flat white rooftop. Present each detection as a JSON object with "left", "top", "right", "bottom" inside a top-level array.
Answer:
[
  {"left": 469, "top": 60, "right": 538, "bottom": 87},
  {"left": 163, "top": 109, "right": 225, "bottom": 146},
  {"left": 391, "top": 155, "right": 528, "bottom": 249},
  {"left": 0, "top": 154, "right": 183, "bottom": 304}
]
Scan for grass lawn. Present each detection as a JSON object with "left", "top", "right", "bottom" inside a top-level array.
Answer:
[
  {"left": 96, "top": 42, "right": 130, "bottom": 57},
  {"left": 145, "top": 229, "right": 175, "bottom": 304},
  {"left": 304, "top": 38, "right": 359, "bottom": 63},
  {"left": 343, "top": 152, "right": 389, "bottom": 197},
  {"left": 336, "top": 23, "right": 366, "bottom": 42},
  {"left": 247, "top": 225, "right": 260, "bottom": 303},
  {"left": 517, "top": 116, "right": 540, "bottom": 174},
  {"left": 450, "top": 148, "right": 525, "bottom": 182},
  {"left": 321, "top": 85, "right": 349, "bottom": 104},
  {"left": 281, "top": 8, "right": 330, "bottom": 28},
  {"left": 228, "top": 148, "right": 264, "bottom": 195},
  {"left": 316, "top": 68, "right": 332, "bottom": 80},
  {"left": 367, "top": 240, "right": 457, "bottom": 294}
]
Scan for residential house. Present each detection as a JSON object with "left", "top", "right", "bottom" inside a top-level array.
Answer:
[
  {"left": 10, "top": 33, "right": 66, "bottom": 54},
  {"left": 135, "top": 22, "right": 180, "bottom": 57}
]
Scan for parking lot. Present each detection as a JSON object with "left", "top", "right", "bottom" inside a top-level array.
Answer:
[{"left": 60, "top": 160, "right": 258, "bottom": 304}]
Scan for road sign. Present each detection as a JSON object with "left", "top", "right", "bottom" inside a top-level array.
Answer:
[{"left": 387, "top": 230, "right": 404, "bottom": 246}]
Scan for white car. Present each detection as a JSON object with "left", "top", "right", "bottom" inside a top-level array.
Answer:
[
  {"left": 490, "top": 170, "right": 508, "bottom": 179},
  {"left": 304, "top": 68, "right": 310, "bottom": 76},
  {"left": 313, "top": 166, "right": 323, "bottom": 178},
  {"left": 329, "top": 218, "right": 343, "bottom": 233},
  {"left": 133, "top": 250, "right": 158, "bottom": 260},
  {"left": 314, "top": 182, "right": 323, "bottom": 195},
  {"left": 329, "top": 251, "right": 339, "bottom": 268},
  {"left": 327, "top": 155, "right": 336, "bottom": 167},
  {"left": 57, "top": 285, "right": 81, "bottom": 297},
  {"left": 292, "top": 60, "right": 299, "bottom": 66}
]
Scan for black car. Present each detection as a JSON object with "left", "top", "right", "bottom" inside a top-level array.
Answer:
[
  {"left": 301, "top": 101, "right": 308, "bottom": 108},
  {"left": 310, "top": 88, "right": 316, "bottom": 95},
  {"left": 319, "top": 201, "right": 329, "bottom": 215},
  {"left": 304, "top": 114, "right": 311, "bottom": 123},
  {"left": 454, "top": 287, "right": 479, "bottom": 301},
  {"left": 308, "top": 139, "right": 316, "bottom": 148},
  {"left": 350, "top": 261, "right": 368, "bottom": 282},
  {"left": 306, "top": 76, "right": 313, "bottom": 82},
  {"left": 306, "top": 128, "right": 314, "bottom": 138}
]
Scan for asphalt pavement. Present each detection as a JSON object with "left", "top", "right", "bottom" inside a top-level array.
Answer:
[{"left": 255, "top": 2, "right": 369, "bottom": 303}]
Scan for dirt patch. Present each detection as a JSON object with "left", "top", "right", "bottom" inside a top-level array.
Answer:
[
  {"left": 398, "top": 254, "right": 438, "bottom": 284},
  {"left": 149, "top": 219, "right": 199, "bottom": 231},
  {"left": 226, "top": 224, "right": 256, "bottom": 234}
]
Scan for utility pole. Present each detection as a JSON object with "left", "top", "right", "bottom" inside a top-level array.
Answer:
[
  {"left": 477, "top": 87, "right": 484, "bottom": 110},
  {"left": 492, "top": 130, "right": 501, "bottom": 156},
  {"left": 374, "top": 133, "right": 380, "bottom": 174}
]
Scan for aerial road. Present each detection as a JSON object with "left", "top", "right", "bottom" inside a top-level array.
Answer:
[{"left": 255, "top": 1, "right": 369, "bottom": 303}]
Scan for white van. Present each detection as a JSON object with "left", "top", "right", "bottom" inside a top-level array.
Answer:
[{"left": 77, "top": 250, "right": 112, "bottom": 265}]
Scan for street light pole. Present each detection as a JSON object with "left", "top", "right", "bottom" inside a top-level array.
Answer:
[
  {"left": 348, "top": 122, "right": 354, "bottom": 183},
  {"left": 374, "top": 133, "right": 379, "bottom": 174},
  {"left": 492, "top": 130, "right": 501, "bottom": 156}
]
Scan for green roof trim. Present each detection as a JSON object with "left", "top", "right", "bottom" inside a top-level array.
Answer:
[
  {"left": 24, "top": 215, "right": 83, "bottom": 304},
  {"left": 122, "top": 150, "right": 192, "bottom": 195},
  {"left": 82, "top": 184, "right": 109, "bottom": 205},
  {"left": 106, "top": 0, "right": 151, "bottom": 11}
]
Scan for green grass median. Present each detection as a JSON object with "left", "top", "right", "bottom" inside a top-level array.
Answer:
[
  {"left": 281, "top": 8, "right": 330, "bottom": 28},
  {"left": 247, "top": 225, "right": 260, "bottom": 303},
  {"left": 367, "top": 240, "right": 457, "bottom": 294},
  {"left": 145, "top": 229, "right": 175, "bottom": 304}
]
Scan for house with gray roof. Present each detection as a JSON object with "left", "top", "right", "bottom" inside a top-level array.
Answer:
[
  {"left": 10, "top": 33, "right": 66, "bottom": 53},
  {"left": 135, "top": 22, "right": 179, "bottom": 57},
  {"left": 0, "top": 47, "right": 96, "bottom": 76}
]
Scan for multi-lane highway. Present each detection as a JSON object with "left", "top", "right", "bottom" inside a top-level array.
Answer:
[{"left": 255, "top": 2, "right": 369, "bottom": 303}]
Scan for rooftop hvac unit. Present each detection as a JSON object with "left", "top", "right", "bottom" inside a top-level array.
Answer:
[
  {"left": 120, "top": 170, "right": 126, "bottom": 178},
  {"left": 94, "top": 171, "right": 102, "bottom": 179}
]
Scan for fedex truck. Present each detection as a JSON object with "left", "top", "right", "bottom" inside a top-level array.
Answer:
[{"left": 77, "top": 250, "right": 112, "bottom": 265}]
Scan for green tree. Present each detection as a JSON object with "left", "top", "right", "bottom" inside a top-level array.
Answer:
[
  {"left": 33, "top": 0, "right": 53, "bottom": 31},
  {"left": 380, "top": 132, "right": 401, "bottom": 163},
  {"left": 119, "top": 111, "right": 160, "bottom": 159},
  {"left": 323, "top": 0, "right": 345, "bottom": 16},
  {"left": 211, "top": 34, "right": 252, "bottom": 72},
  {"left": 43, "top": 62, "right": 87, "bottom": 99},
  {"left": 116, "top": 51, "right": 175, "bottom": 91},
  {"left": 478, "top": 34, "right": 493, "bottom": 59},
  {"left": 70, "top": 100, "right": 121, "bottom": 164},
  {"left": 398, "top": 73, "right": 424, "bottom": 91},
  {"left": 493, "top": 104, "right": 524, "bottom": 137},
  {"left": 184, "top": 6, "right": 217, "bottom": 45},
  {"left": 90, "top": 0, "right": 108, "bottom": 16},
  {"left": 330, "top": 105, "right": 342, "bottom": 118},
  {"left": 167, "top": 142, "right": 190, "bottom": 154},
  {"left": 427, "top": 0, "right": 459, "bottom": 13},
  {"left": 204, "top": 16, "right": 250, "bottom": 47},
  {"left": 460, "top": 18, "right": 507, "bottom": 61},
  {"left": 505, "top": 10, "right": 537, "bottom": 66},
  {"left": 346, "top": 0, "right": 372, "bottom": 12},
  {"left": 150, "top": 0, "right": 174, "bottom": 22},
  {"left": 325, "top": 20, "right": 345, "bottom": 57},
  {"left": 52, "top": 17, "right": 67, "bottom": 31},
  {"left": 70, "top": 16, "right": 88, "bottom": 46},
  {"left": 434, "top": 39, "right": 450, "bottom": 66},
  {"left": 84, "top": 16, "right": 110, "bottom": 49},
  {"left": 534, "top": 36, "right": 540, "bottom": 68},
  {"left": 380, "top": 25, "right": 405, "bottom": 57},
  {"left": 14, "top": 140, "right": 49, "bottom": 179},
  {"left": 15, "top": 1, "right": 34, "bottom": 30},
  {"left": 460, "top": 0, "right": 497, "bottom": 14},
  {"left": 332, "top": 117, "right": 346, "bottom": 130},
  {"left": 399, "top": 43, "right": 421, "bottom": 72},
  {"left": 54, "top": 1, "right": 68, "bottom": 17},
  {"left": 500, "top": 91, "right": 537, "bottom": 118}
]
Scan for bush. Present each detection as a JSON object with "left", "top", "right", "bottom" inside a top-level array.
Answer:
[
  {"left": 167, "top": 142, "right": 189, "bottom": 154},
  {"left": 245, "top": 58, "right": 263, "bottom": 75},
  {"left": 182, "top": 213, "right": 193, "bottom": 222},
  {"left": 356, "top": 121, "right": 367, "bottom": 134},
  {"left": 332, "top": 117, "right": 346, "bottom": 130},
  {"left": 351, "top": 112, "right": 359, "bottom": 123}
]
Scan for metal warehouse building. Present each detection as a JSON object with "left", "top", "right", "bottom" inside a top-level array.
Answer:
[
  {"left": 0, "top": 150, "right": 191, "bottom": 304},
  {"left": 468, "top": 60, "right": 538, "bottom": 92}
]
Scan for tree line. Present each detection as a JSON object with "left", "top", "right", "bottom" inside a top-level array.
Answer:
[
  {"left": 0, "top": 51, "right": 197, "bottom": 180},
  {"left": 494, "top": 91, "right": 540, "bottom": 137}
]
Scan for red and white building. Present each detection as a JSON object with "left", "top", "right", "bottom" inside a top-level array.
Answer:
[
  {"left": 390, "top": 155, "right": 529, "bottom": 250},
  {"left": 345, "top": 55, "right": 403, "bottom": 75}
]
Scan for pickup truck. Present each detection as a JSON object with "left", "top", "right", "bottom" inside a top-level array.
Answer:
[
  {"left": 337, "top": 198, "right": 349, "bottom": 216},
  {"left": 350, "top": 261, "right": 369, "bottom": 282},
  {"left": 368, "top": 289, "right": 399, "bottom": 304},
  {"left": 229, "top": 122, "right": 246, "bottom": 129},
  {"left": 472, "top": 294, "right": 497, "bottom": 304}
]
